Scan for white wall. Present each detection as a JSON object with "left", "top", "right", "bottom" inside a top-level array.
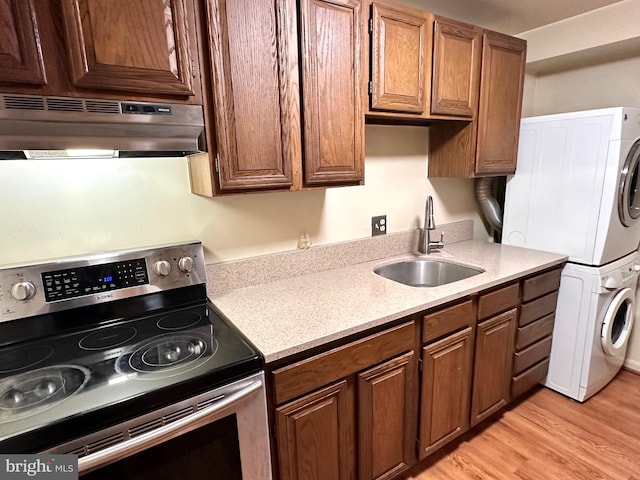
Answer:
[
  {"left": 525, "top": 56, "right": 640, "bottom": 116},
  {"left": 0, "top": 125, "right": 485, "bottom": 266},
  {"left": 519, "top": 0, "right": 640, "bottom": 65}
]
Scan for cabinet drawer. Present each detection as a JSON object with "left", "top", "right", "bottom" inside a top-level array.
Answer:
[
  {"left": 512, "top": 358, "right": 550, "bottom": 398},
  {"left": 422, "top": 300, "right": 475, "bottom": 343},
  {"left": 522, "top": 267, "right": 562, "bottom": 302},
  {"left": 272, "top": 321, "right": 415, "bottom": 404},
  {"left": 477, "top": 283, "right": 520, "bottom": 320},
  {"left": 516, "top": 313, "right": 554, "bottom": 349},
  {"left": 513, "top": 336, "right": 552, "bottom": 375},
  {"left": 520, "top": 292, "right": 558, "bottom": 326}
]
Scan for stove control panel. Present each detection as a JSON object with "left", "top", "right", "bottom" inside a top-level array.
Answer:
[
  {"left": 0, "top": 241, "right": 206, "bottom": 323},
  {"left": 42, "top": 258, "right": 149, "bottom": 302}
]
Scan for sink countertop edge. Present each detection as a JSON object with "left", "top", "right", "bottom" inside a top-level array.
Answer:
[{"left": 208, "top": 240, "right": 567, "bottom": 364}]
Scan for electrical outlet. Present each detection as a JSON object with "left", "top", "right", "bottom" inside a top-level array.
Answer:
[{"left": 371, "top": 215, "right": 387, "bottom": 236}]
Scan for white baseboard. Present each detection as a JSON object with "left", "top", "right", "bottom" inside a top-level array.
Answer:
[{"left": 623, "top": 358, "right": 640, "bottom": 373}]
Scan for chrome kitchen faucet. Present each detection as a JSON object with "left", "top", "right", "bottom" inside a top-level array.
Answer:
[{"left": 420, "top": 195, "right": 445, "bottom": 254}]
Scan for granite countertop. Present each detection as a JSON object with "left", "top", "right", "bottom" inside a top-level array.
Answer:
[{"left": 209, "top": 239, "right": 566, "bottom": 364}]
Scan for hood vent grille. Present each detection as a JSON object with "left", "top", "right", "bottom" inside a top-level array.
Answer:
[
  {"left": 47, "top": 97, "right": 84, "bottom": 112},
  {"left": 85, "top": 100, "right": 121, "bottom": 114},
  {"left": 2, "top": 95, "right": 121, "bottom": 114},
  {"left": 4, "top": 95, "right": 45, "bottom": 110}
]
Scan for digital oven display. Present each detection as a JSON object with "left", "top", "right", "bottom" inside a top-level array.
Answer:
[{"left": 42, "top": 258, "right": 149, "bottom": 302}]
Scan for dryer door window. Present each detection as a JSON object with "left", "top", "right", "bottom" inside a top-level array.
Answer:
[
  {"left": 601, "top": 287, "right": 634, "bottom": 357},
  {"left": 619, "top": 139, "right": 640, "bottom": 226}
]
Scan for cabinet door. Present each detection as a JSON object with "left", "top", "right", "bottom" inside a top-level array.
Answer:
[
  {"left": 419, "top": 327, "right": 473, "bottom": 458},
  {"left": 276, "top": 380, "right": 355, "bottom": 480},
  {"left": 300, "top": 0, "right": 364, "bottom": 185},
  {"left": 475, "top": 31, "right": 526, "bottom": 175},
  {"left": 369, "top": 3, "right": 430, "bottom": 114},
  {"left": 431, "top": 17, "right": 481, "bottom": 117},
  {"left": 470, "top": 308, "right": 517, "bottom": 426},
  {"left": 60, "top": 0, "right": 196, "bottom": 96},
  {"left": 0, "top": 0, "right": 45, "bottom": 85},
  {"left": 204, "top": 0, "right": 297, "bottom": 191},
  {"left": 358, "top": 352, "right": 415, "bottom": 480}
]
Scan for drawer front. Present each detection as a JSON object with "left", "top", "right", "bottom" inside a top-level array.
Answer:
[
  {"left": 513, "top": 335, "right": 552, "bottom": 375},
  {"left": 512, "top": 358, "right": 550, "bottom": 398},
  {"left": 519, "top": 291, "right": 558, "bottom": 326},
  {"left": 477, "top": 283, "right": 520, "bottom": 320},
  {"left": 422, "top": 299, "right": 475, "bottom": 343},
  {"left": 273, "top": 321, "right": 415, "bottom": 404},
  {"left": 516, "top": 313, "right": 554, "bottom": 349},
  {"left": 522, "top": 267, "right": 562, "bottom": 302}
]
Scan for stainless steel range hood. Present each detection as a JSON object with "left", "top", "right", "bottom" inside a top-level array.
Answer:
[{"left": 0, "top": 94, "right": 205, "bottom": 153}]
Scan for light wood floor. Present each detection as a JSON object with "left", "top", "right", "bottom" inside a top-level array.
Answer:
[{"left": 401, "top": 369, "right": 640, "bottom": 480}]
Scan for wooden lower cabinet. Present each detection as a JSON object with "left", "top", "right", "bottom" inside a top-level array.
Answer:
[
  {"left": 419, "top": 326, "right": 473, "bottom": 458},
  {"left": 358, "top": 352, "right": 415, "bottom": 480},
  {"left": 511, "top": 267, "right": 562, "bottom": 399},
  {"left": 272, "top": 322, "right": 417, "bottom": 480},
  {"left": 276, "top": 380, "right": 355, "bottom": 480},
  {"left": 275, "top": 351, "right": 415, "bottom": 480},
  {"left": 470, "top": 308, "right": 517, "bottom": 426}
]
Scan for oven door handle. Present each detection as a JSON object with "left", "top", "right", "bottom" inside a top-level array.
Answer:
[{"left": 78, "top": 377, "right": 264, "bottom": 475}]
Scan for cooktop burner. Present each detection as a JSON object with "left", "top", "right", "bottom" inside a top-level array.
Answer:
[
  {"left": 116, "top": 331, "right": 219, "bottom": 380},
  {"left": 79, "top": 326, "right": 138, "bottom": 350},
  {"left": 0, "top": 345, "right": 54, "bottom": 374},
  {"left": 157, "top": 312, "right": 202, "bottom": 330},
  {"left": 0, "top": 365, "right": 90, "bottom": 423}
]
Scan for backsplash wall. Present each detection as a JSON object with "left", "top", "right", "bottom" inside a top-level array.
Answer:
[{"left": 0, "top": 126, "right": 486, "bottom": 266}]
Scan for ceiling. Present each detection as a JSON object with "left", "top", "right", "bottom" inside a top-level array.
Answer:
[{"left": 400, "top": 0, "right": 624, "bottom": 35}]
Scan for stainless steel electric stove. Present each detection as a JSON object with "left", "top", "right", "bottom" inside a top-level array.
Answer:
[{"left": 0, "top": 242, "right": 270, "bottom": 479}]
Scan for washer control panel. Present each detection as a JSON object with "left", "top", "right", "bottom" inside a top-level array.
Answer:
[{"left": 600, "top": 258, "right": 640, "bottom": 290}]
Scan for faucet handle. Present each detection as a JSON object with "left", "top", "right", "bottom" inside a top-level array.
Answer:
[{"left": 440, "top": 231, "right": 445, "bottom": 242}]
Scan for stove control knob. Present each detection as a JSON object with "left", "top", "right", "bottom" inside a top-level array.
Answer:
[
  {"left": 10, "top": 281, "right": 36, "bottom": 301},
  {"left": 178, "top": 256, "right": 194, "bottom": 273},
  {"left": 153, "top": 260, "right": 172, "bottom": 277}
]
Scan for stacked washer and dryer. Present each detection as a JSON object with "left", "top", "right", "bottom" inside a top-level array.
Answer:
[{"left": 503, "top": 107, "right": 640, "bottom": 402}]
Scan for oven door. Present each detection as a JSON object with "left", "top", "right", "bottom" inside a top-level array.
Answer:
[{"left": 46, "top": 372, "right": 272, "bottom": 480}]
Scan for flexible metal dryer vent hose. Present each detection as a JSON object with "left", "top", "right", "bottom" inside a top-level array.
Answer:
[{"left": 475, "top": 177, "right": 503, "bottom": 233}]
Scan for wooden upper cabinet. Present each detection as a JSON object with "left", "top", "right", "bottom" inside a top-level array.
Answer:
[
  {"left": 431, "top": 17, "right": 481, "bottom": 117},
  {"left": 0, "top": 0, "right": 46, "bottom": 86},
  {"left": 192, "top": 0, "right": 363, "bottom": 195},
  {"left": 475, "top": 30, "right": 526, "bottom": 175},
  {"left": 300, "top": 0, "right": 364, "bottom": 185},
  {"left": 369, "top": 2, "right": 431, "bottom": 115},
  {"left": 428, "top": 27, "right": 526, "bottom": 178},
  {"left": 203, "top": 0, "right": 296, "bottom": 190},
  {"left": 60, "top": 0, "right": 196, "bottom": 96}
]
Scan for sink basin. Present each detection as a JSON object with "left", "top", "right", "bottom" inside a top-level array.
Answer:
[{"left": 374, "top": 259, "right": 483, "bottom": 287}]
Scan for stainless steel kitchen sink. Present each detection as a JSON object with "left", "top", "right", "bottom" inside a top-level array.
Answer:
[{"left": 374, "top": 259, "right": 483, "bottom": 287}]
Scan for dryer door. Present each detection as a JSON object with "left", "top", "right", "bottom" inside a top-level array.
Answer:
[
  {"left": 619, "top": 139, "right": 640, "bottom": 226},
  {"left": 601, "top": 287, "right": 634, "bottom": 356}
]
